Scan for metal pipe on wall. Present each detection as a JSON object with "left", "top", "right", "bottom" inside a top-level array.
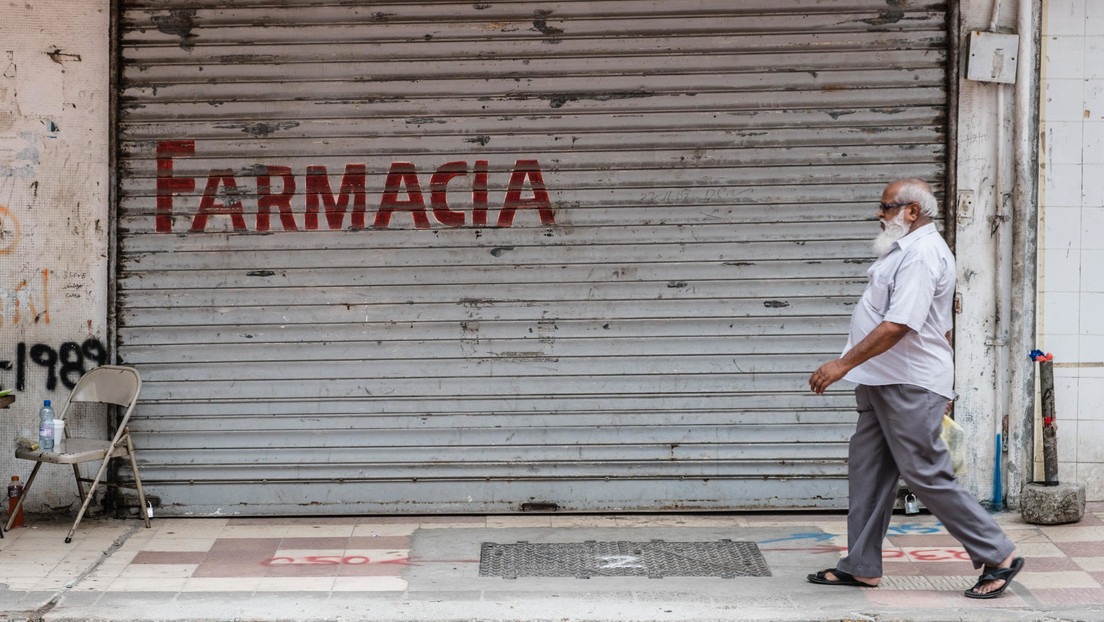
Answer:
[
  {"left": 987, "top": 0, "right": 1039, "bottom": 510},
  {"left": 992, "top": 82, "right": 1013, "bottom": 509},
  {"left": 1007, "top": 0, "right": 1042, "bottom": 508},
  {"left": 987, "top": 0, "right": 1013, "bottom": 508}
]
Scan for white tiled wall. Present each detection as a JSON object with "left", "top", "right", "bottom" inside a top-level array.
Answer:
[{"left": 1040, "top": 0, "right": 1104, "bottom": 500}]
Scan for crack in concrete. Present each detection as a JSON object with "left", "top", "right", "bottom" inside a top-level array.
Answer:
[{"left": 29, "top": 523, "right": 142, "bottom": 619}]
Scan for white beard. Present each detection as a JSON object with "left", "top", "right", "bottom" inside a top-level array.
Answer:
[{"left": 872, "top": 210, "right": 909, "bottom": 255}]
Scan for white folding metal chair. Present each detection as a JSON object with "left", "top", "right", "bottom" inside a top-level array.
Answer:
[{"left": 5, "top": 365, "right": 151, "bottom": 542}]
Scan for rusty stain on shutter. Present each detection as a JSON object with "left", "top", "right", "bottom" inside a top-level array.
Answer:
[{"left": 115, "top": 0, "right": 948, "bottom": 515}]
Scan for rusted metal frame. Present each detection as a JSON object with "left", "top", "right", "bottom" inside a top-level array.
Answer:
[
  {"left": 106, "top": 0, "right": 125, "bottom": 511},
  {"left": 107, "top": 0, "right": 122, "bottom": 368},
  {"left": 945, "top": 0, "right": 960, "bottom": 252}
]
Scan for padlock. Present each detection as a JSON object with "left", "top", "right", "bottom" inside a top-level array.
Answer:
[{"left": 904, "top": 492, "right": 920, "bottom": 514}]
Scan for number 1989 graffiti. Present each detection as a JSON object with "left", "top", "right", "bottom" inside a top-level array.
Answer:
[{"left": 6, "top": 338, "right": 107, "bottom": 392}]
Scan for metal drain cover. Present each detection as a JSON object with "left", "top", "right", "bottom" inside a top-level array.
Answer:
[{"left": 479, "top": 539, "right": 770, "bottom": 579}]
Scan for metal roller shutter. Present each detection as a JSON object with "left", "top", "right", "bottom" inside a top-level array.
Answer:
[{"left": 115, "top": 0, "right": 949, "bottom": 514}]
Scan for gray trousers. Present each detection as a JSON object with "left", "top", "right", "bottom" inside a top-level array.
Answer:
[{"left": 834, "top": 384, "right": 1015, "bottom": 578}]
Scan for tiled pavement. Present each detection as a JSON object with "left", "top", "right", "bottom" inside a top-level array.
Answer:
[{"left": 2, "top": 505, "right": 1104, "bottom": 620}]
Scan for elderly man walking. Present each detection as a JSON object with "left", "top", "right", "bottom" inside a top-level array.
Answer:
[{"left": 806, "top": 178, "right": 1023, "bottom": 599}]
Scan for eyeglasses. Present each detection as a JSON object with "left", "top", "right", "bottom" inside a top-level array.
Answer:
[{"left": 877, "top": 202, "right": 910, "bottom": 213}]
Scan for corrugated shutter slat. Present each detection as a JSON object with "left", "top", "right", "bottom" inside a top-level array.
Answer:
[{"left": 116, "top": 0, "right": 947, "bottom": 514}]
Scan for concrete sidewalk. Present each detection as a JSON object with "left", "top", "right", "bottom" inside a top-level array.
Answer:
[{"left": 2, "top": 505, "right": 1104, "bottom": 622}]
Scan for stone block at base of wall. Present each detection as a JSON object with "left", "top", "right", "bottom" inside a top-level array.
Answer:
[{"left": 1021, "top": 482, "right": 1086, "bottom": 525}]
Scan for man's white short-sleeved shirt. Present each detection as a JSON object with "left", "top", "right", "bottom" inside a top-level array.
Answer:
[{"left": 842, "top": 223, "right": 956, "bottom": 399}]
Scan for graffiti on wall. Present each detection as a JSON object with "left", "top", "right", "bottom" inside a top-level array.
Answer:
[
  {"left": 0, "top": 267, "right": 49, "bottom": 325},
  {"left": 0, "top": 338, "right": 107, "bottom": 392},
  {"left": 156, "top": 140, "right": 556, "bottom": 233},
  {"left": 0, "top": 248, "right": 104, "bottom": 392},
  {"left": 2, "top": 267, "right": 95, "bottom": 323},
  {"left": 0, "top": 206, "right": 20, "bottom": 254}
]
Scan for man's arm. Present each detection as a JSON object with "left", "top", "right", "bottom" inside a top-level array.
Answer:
[
  {"left": 808, "top": 320, "right": 911, "bottom": 395},
  {"left": 944, "top": 330, "right": 954, "bottom": 414}
]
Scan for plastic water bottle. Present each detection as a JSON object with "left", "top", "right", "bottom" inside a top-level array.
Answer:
[{"left": 38, "top": 400, "right": 55, "bottom": 451}]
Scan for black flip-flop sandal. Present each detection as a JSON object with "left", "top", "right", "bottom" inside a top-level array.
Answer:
[
  {"left": 807, "top": 568, "right": 878, "bottom": 587},
  {"left": 964, "top": 556, "right": 1025, "bottom": 599}
]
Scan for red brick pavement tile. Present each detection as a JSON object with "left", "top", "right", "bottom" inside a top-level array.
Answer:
[
  {"left": 203, "top": 537, "right": 282, "bottom": 565},
  {"left": 203, "top": 539, "right": 287, "bottom": 565},
  {"left": 1028, "top": 588, "right": 1104, "bottom": 605},
  {"left": 880, "top": 564, "right": 923, "bottom": 576},
  {"left": 1056, "top": 540, "right": 1104, "bottom": 557},
  {"left": 207, "top": 537, "right": 283, "bottom": 554},
  {"left": 887, "top": 560, "right": 941, "bottom": 574},
  {"left": 203, "top": 550, "right": 278, "bottom": 564},
  {"left": 1075, "top": 513, "right": 1104, "bottom": 526},
  {"left": 1089, "top": 571, "right": 1104, "bottom": 585},
  {"left": 131, "top": 551, "right": 207, "bottom": 565},
  {"left": 191, "top": 563, "right": 267, "bottom": 578},
  {"left": 347, "top": 536, "right": 411, "bottom": 549},
  {"left": 279, "top": 537, "right": 351, "bottom": 549},
  {"left": 1005, "top": 556, "right": 1083, "bottom": 572}
]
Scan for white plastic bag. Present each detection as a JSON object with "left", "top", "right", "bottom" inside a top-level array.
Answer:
[{"left": 941, "top": 415, "right": 967, "bottom": 477}]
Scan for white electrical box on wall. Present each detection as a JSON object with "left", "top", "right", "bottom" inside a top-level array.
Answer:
[{"left": 967, "top": 30, "right": 1020, "bottom": 84}]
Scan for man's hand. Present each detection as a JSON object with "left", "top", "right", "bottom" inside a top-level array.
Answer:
[
  {"left": 808, "top": 321, "right": 911, "bottom": 397},
  {"left": 809, "top": 360, "right": 848, "bottom": 395}
]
